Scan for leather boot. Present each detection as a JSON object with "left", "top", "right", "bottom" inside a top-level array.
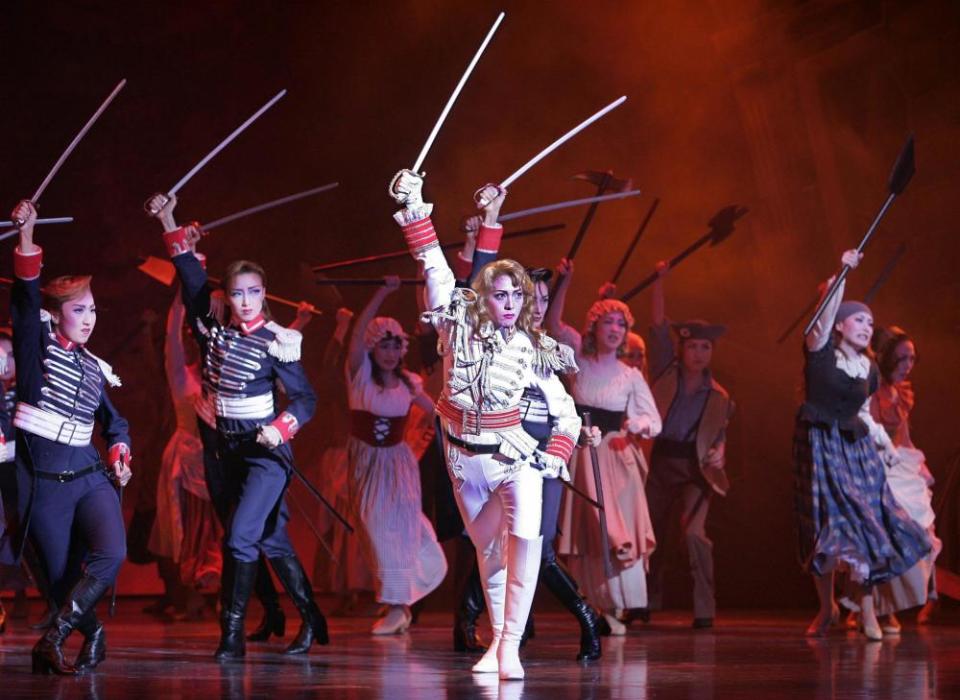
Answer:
[
  {"left": 269, "top": 555, "right": 329, "bottom": 654},
  {"left": 32, "top": 576, "right": 109, "bottom": 675},
  {"left": 215, "top": 559, "right": 258, "bottom": 661},
  {"left": 246, "top": 558, "right": 286, "bottom": 641},
  {"left": 471, "top": 540, "right": 507, "bottom": 674},
  {"left": 540, "top": 560, "right": 602, "bottom": 661},
  {"left": 75, "top": 611, "right": 107, "bottom": 671},
  {"left": 498, "top": 535, "right": 543, "bottom": 681},
  {"left": 453, "top": 563, "right": 487, "bottom": 653}
]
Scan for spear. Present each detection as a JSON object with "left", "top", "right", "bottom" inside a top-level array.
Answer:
[
  {"left": 802, "top": 134, "right": 915, "bottom": 337},
  {"left": 619, "top": 204, "right": 746, "bottom": 302},
  {"left": 311, "top": 223, "right": 565, "bottom": 272}
]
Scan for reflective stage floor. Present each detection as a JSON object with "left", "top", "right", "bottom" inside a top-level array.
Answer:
[{"left": 2, "top": 602, "right": 958, "bottom": 699}]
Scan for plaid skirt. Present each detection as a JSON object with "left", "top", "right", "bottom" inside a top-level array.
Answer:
[{"left": 793, "top": 420, "right": 931, "bottom": 586}]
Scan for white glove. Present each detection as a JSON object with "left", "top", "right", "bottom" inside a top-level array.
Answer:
[
  {"left": 580, "top": 426, "right": 602, "bottom": 448},
  {"left": 389, "top": 169, "right": 426, "bottom": 207},
  {"left": 256, "top": 425, "right": 283, "bottom": 449},
  {"left": 534, "top": 449, "right": 566, "bottom": 475},
  {"left": 0, "top": 346, "right": 7, "bottom": 375}
]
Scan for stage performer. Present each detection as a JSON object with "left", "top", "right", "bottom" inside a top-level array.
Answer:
[
  {"left": 147, "top": 193, "right": 327, "bottom": 659},
  {"left": 794, "top": 249, "right": 930, "bottom": 640},
  {"left": 548, "top": 258, "right": 662, "bottom": 637},
  {"left": 344, "top": 276, "right": 447, "bottom": 634},
  {"left": 389, "top": 172, "right": 581, "bottom": 680},
  {"left": 8, "top": 199, "right": 132, "bottom": 675}
]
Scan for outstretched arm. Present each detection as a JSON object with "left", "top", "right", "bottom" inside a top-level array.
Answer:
[
  {"left": 346, "top": 276, "right": 401, "bottom": 379},
  {"left": 805, "top": 249, "right": 862, "bottom": 352}
]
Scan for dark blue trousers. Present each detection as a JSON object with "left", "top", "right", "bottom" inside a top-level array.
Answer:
[
  {"left": 220, "top": 439, "right": 296, "bottom": 563},
  {"left": 540, "top": 477, "right": 563, "bottom": 564},
  {"left": 28, "top": 469, "right": 125, "bottom": 604}
]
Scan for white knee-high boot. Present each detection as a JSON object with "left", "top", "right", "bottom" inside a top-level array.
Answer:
[
  {"left": 498, "top": 535, "right": 543, "bottom": 680},
  {"left": 472, "top": 539, "right": 507, "bottom": 674}
]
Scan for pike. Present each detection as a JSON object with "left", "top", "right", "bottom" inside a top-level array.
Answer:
[
  {"left": 311, "top": 223, "right": 565, "bottom": 272},
  {"left": 582, "top": 412, "right": 615, "bottom": 579},
  {"left": 411, "top": 12, "right": 505, "bottom": 174},
  {"left": 138, "top": 255, "right": 322, "bottom": 316},
  {"left": 474, "top": 96, "right": 628, "bottom": 206},
  {"left": 12, "top": 79, "right": 126, "bottom": 226},
  {"left": 200, "top": 182, "right": 339, "bottom": 232},
  {"left": 777, "top": 242, "right": 907, "bottom": 344},
  {"left": 803, "top": 134, "right": 915, "bottom": 337},
  {"left": 316, "top": 278, "right": 424, "bottom": 286},
  {"left": 620, "top": 204, "right": 747, "bottom": 302},
  {"left": 166, "top": 90, "right": 286, "bottom": 197},
  {"left": 611, "top": 197, "right": 660, "bottom": 284},
  {"left": 0, "top": 217, "right": 74, "bottom": 243},
  {"left": 497, "top": 190, "right": 641, "bottom": 223}
]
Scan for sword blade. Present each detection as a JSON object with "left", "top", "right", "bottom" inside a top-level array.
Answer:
[
  {"left": 412, "top": 12, "right": 505, "bottom": 173},
  {"left": 499, "top": 96, "right": 627, "bottom": 189},
  {"left": 498, "top": 189, "right": 641, "bottom": 222},
  {"left": 168, "top": 89, "right": 287, "bottom": 196},
  {"left": 31, "top": 79, "right": 127, "bottom": 203},
  {"left": 201, "top": 182, "right": 339, "bottom": 232}
]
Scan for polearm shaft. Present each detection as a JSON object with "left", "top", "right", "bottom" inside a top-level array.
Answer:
[
  {"left": 12, "top": 79, "right": 126, "bottom": 226},
  {"left": 200, "top": 182, "right": 339, "bottom": 232},
  {"left": 498, "top": 190, "right": 641, "bottom": 223},
  {"left": 802, "top": 134, "right": 914, "bottom": 337},
  {"left": 167, "top": 90, "right": 286, "bottom": 196},
  {"left": 411, "top": 12, "right": 505, "bottom": 173},
  {"left": 611, "top": 197, "right": 660, "bottom": 284},
  {"left": 583, "top": 412, "right": 615, "bottom": 579},
  {"left": 311, "top": 223, "right": 565, "bottom": 272},
  {"left": 620, "top": 231, "right": 711, "bottom": 302},
  {"left": 316, "top": 278, "right": 424, "bottom": 286}
]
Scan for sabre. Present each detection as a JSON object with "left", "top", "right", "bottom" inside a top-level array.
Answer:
[
  {"left": 200, "top": 182, "right": 339, "bottom": 232},
  {"left": 620, "top": 204, "right": 746, "bottom": 302},
  {"left": 611, "top": 197, "right": 660, "bottom": 284},
  {"left": 583, "top": 412, "right": 615, "bottom": 579},
  {"left": 497, "top": 190, "right": 641, "bottom": 223},
  {"left": 803, "top": 134, "right": 915, "bottom": 337},
  {"left": 287, "top": 487, "right": 339, "bottom": 563},
  {"left": 411, "top": 11, "right": 505, "bottom": 173},
  {"left": 0, "top": 218, "right": 74, "bottom": 243},
  {"left": 167, "top": 90, "right": 287, "bottom": 196},
  {"left": 109, "top": 483, "right": 125, "bottom": 617},
  {"left": 316, "top": 278, "right": 424, "bottom": 286},
  {"left": 291, "top": 464, "right": 355, "bottom": 534},
  {"left": 475, "top": 96, "right": 628, "bottom": 205},
  {"left": 12, "top": 79, "right": 126, "bottom": 226},
  {"left": 312, "top": 223, "right": 565, "bottom": 272},
  {"left": 561, "top": 478, "right": 603, "bottom": 511}
]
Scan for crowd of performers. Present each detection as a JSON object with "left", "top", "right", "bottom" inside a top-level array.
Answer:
[{"left": 0, "top": 168, "right": 956, "bottom": 680}]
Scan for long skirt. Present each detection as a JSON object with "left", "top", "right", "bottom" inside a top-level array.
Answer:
[
  {"left": 148, "top": 428, "right": 222, "bottom": 589},
  {"left": 561, "top": 431, "right": 656, "bottom": 610},
  {"left": 347, "top": 437, "right": 447, "bottom": 605},
  {"left": 312, "top": 446, "right": 374, "bottom": 594},
  {"left": 793, "top": 421, "right": 931, "bottom": 590}
]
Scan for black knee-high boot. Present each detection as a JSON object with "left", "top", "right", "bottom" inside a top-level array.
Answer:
[
  {"left": 32, "top": 576, "right": 109, "bottom": 675},
  {"left": 75, "top": 611, "right": 107, "bottom": 671},
  {"left": 540, "top": 560, "right": 602, "bottom": 661},
  {"left": 453, "top": 561, "right": 487, "bottom": 653},
  {"left": 269, "top": 556, "right": 328, "bottom": 654},
  {"left": 246, "top": 557, "right": 286, "bottom": 642},
  {"left": 215, "top": 559, "right": 258, "bottom": 661}
]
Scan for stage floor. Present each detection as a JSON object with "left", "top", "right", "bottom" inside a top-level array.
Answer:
[{"left": 1, "top": 602, "right": 958, "bottom": 699}]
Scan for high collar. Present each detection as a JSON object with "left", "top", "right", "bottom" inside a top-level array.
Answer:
[
  {"left": 233, "top": 314, "right": 266, "bottom": 335},
  {"left": 55, "top": 331, "right": 79, "bottom": 351}
]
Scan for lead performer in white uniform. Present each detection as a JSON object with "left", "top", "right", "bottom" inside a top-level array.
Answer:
[{"left": 389, "top": 172, "right": 581, "bottom": 680}]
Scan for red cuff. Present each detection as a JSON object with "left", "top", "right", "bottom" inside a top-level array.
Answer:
[
  {"left": 194, "top": 252, "right": 207, "bottom": 270},
  {"left": 476, "top": 224, "right": 503, "bottom": 254},
  {"left": 162, "top": 226, "right": 192, "bottom": 257},
  {"left": 271, "top": 412, "right": 300, "bottom": 443},
  {"left": 401, "top": 217, "right": 438, "bottom": 253},
  {"left": 545, "top": 434, "right": 576, "bottom": 463},
  {"left": 452, "top": 252, "right": 473, "bottom": 281},
  {"left": 108, "top": 443, "right": 132, "bottom": 466},
  {"left": 14, "top": 245, "right": 43, "bottom": 280}
]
